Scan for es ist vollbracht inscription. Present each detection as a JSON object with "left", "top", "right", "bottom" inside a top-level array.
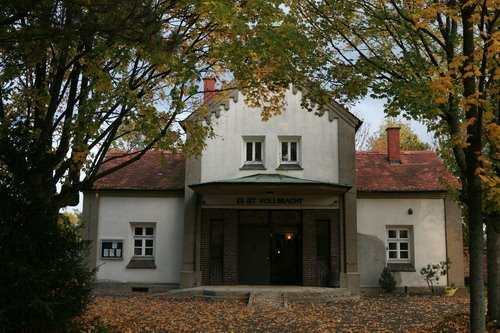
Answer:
[{"left": 236, "top": 198, "right": 304, "bottom": 205}]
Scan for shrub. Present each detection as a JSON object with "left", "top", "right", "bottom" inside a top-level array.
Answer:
[
  {"left": 379, "top": 267, "right": 397, "bottom": 293},
  {"left": 0, "top": 197, "right": 95, "bottom": 332},
  {"left": 420, "top": 259, "right": 451, "bottom": 293}
]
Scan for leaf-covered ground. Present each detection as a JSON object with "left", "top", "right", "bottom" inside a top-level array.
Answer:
[{"left": 79, "top": 293, "right": 475, "bottom": 332}]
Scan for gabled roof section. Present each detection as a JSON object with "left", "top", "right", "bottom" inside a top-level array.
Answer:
[
  {"left": 189, "top": 80, "right": 361, "bottom": 130},
  {"left": 92, "top": 150, "right": 185, "bottom": 191},
  {"left": 204, "top": 80, "right": 240, "bottom": 118},
  {"left": 291, "top": 84, "right": 362, "bottom": 131},
  {"left": 356, "top": 151, "right": 460, "bottom": 192},
  {"left": 183, "top": 80, "right": 239, "bottom": 125}
]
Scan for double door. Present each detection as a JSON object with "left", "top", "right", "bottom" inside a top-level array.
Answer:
[{"left": 238, "top": 210, "right": 301, "bottom": 285}]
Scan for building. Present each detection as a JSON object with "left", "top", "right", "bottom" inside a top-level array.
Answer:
[{"left": 82, "top": 80, "right": 464, "bottom": 293}]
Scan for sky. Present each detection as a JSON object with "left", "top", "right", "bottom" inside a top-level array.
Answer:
[{"left": 352, "top": 96, "right": 434, "bottom": 145}]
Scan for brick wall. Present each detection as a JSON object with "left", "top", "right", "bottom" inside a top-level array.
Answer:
[
  {"left": 302, "top": 210, "right": 317, "bottom": 286},
  {"left": 200, "top": 208, "right": 238, "bottom": 285},
  {"left": 200, "top": 209, "right": 211, "bottom": 285},
  {"left": 302, "top": 209, "right": 340, "bottom": 286},
  {"left": 331, "top": 210, "right": 341, "bottom": 277},
  {"left": 223, "top": 209, "right": 238, "bottom": 285}
]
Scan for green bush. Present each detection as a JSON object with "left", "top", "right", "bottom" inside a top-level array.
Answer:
[
  {"left": 379, "top": 267, "right": 397, "bottom": 293},
  {"left": 0, "top": 194, "right": 95, "bottom": 332}
]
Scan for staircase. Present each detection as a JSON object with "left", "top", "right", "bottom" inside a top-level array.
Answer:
[
  {"left": 248, "top": 291, "right": 284, "bottom": 308},
  {"left": 247, "top": 288, "right": 357, "bottom": 308}
]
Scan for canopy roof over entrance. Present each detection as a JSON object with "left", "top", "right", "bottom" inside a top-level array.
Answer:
[{"left": 189, "top": 174, "right": 351, "bottom": 195}]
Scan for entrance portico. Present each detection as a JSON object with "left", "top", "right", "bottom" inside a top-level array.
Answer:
[{"left": 190, "top": 174, "right": 350, "bottom": 287}]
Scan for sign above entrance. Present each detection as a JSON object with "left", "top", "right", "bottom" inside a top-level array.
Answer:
[
  {"left": 237, "top": 197, "right": 303, "bottom": 205},
  {"left": 202, "top": 195, "right": 340, "bottom": 209}
]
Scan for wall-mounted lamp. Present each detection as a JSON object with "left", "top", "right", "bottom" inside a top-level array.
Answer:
[
  {"left": 285, "top": 233, "right": 294, "bottom": 240},
  {"left": 408, "top": 208, "right": 413, "bottom": 215}
]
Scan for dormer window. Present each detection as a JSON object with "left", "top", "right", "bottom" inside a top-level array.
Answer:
[
  {"left": 241, "top": 136, "right": 265, "bottom": 170},
  {"left": 277, "top": 136, "right": 302, "bottom": 170}
]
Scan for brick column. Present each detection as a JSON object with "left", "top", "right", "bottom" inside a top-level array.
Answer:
[
  {"left": 302, "top": 210, "right": 317, "bottom": 286},
  {"left": 331, "top": 210, "right": 341, "bottom": 281},
  {"left": 201, "top": 208, "right": 237, "bottom": 285},
  {"left": 302, "top": 209, "right": 340, "bottom": 287},
  {"left": 200, "top": 209, "right": 211, "bottom": 285},
  {"left": 223, "top": 209, "right": 238, "bottom": 285}
]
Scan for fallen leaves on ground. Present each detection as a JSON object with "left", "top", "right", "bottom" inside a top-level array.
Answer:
[{"left": 79, "top": 293, "right": 474, "bottom": 332}]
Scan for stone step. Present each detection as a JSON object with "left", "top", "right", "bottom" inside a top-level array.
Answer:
[
  {"left": 248, "top": 291, "right": 284, "bottom": 308},
  {"left": 201, "top": 290, "right": 249, "bottom": 301},
  {"left": 287, "top": 294, "right": 360, "bottom": 303},
  {"left": 158, "top": 286, "right": 359, "bottom": 304},
  {"left": 286, "top": 288, "right": 358, "bottom": 303}
]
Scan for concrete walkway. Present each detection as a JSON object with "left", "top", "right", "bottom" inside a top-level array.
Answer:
[
  {"left": 155, "top": 285, "right": 358, "bottom": 308},
  {"left": 170, "top": 285, "right": 352, "bottom": 294}
]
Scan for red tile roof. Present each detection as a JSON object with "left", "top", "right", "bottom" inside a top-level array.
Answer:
[
  {"left": 356, "top": 151, "right": 460, "bottom": 192},
  {"left": 92, "top": 150, "right": 458, "bottom": 193},
  {"left": 92, "top": 150, "right": 185, "bottom": 191}
]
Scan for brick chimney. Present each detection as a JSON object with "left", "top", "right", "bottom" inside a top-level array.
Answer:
[
  {"left": 203, "top": 77, "right": 216, "bottom": 103},
  {"left": 386, "top": 127, "right": 401, "bottom": 164}
]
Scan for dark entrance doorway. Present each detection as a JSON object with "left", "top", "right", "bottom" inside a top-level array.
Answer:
[{"left": 238, "top": 210, "right": 302, "bottom": 285}]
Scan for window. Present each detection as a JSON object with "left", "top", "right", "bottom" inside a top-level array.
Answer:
[
  {"left": 387, "top": 227, "right": 411, "bottom": 263},
  {"left": 127, "top": 223, "right": 156, "bottom": 269},
  {"left": 316, "top": 220, "right": 330, "bottom": 259},
  {"left": 246, "top": 141, "right": 262, "bottom": 162},
  {"left": 278, "top": 136, "right": 302, "bottom": 170},
  {"left": 210, "top": 219, "right": 224, "bottom": 260},
  {"left": 281, "top": 141, "right": 298, "bottom": 162},
  {"left": 317, "top": 219, "right": 333, "bottom": 287},
  {"left": 241, "top": 136, "right": 265, "bottom": 170},
  {"left": 133, "top": 225, "right": 155, "bottom": 257}
]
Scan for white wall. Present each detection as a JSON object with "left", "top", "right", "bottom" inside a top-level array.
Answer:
[
  {"left": 96, "top": 196, "right": 184, "bottom": 284},
  {"left": 357, "top": 197, "right": 447, "bottom": 288},
  {"left": 201, "top": 88, "right": 339, "bottom": 183}
]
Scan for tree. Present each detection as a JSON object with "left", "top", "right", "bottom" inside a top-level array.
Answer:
[
  {"left": 289, "top": 1, "right": 499, "bottom": 331},
  {"left": 0, "top": 0, "right": 313, "bottom": 330},
  {"left": 351, "top": 110, "right": 371, "bottom": 151},
  {"left": 60, "top": 209, "right": 82, "bottom": 226},
  {"left": 367, "top": 119, "right": 431, "bottom": 151}
]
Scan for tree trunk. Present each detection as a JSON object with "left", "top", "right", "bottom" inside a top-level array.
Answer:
[
  {"left": 468, "top": 186, "right": 486, "bottom": 333},
  {"left": 486, "top": 213, "right": 499, "bottom": 325},
  {"left": 460, "top": 1, "right": 486, "bottom": 330}
]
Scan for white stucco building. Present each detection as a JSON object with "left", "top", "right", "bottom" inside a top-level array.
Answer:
[{"left": 82, "top": 80, "right": 464, "bottom": 293}]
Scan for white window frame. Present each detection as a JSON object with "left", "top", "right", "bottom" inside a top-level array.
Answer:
[
  {"left": 131, "top": 223, "right": 156, "bottom": 258},
  {"left": 386, "top": 226, "right": 412, "bottom": 263},
  {"left": 278, "top": 136, "right": 301, "bottom": 164},
  {"left": 242, "top": 136, "right": 265, "bottom": 165}
]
